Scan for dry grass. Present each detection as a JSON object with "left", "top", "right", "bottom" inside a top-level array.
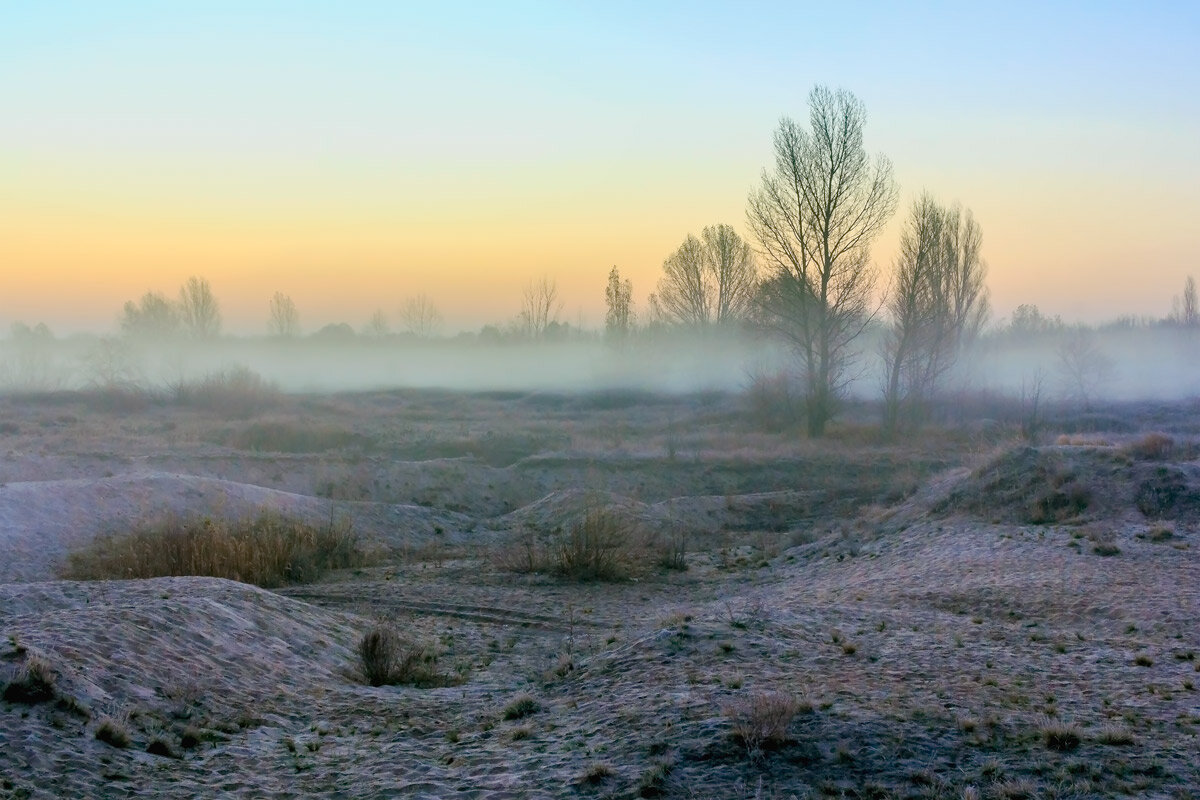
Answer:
[
  {"left": 61, "top": 512, "right": 365, "bottom": 588},
  {"left": 223, "top": 421, "right": 367, "bottom": 454},
  {"left": 357, "top": 625, "right": 449, "bottom": 688},
  {"left": 95, "top": 715, "right": 131, "bottom": 748},
  {"left": 724, "top": 690, "right": 805, "bottom": 755},
  {"left": 495, "top": 509, "right": 650, "bottom": 581},
  {"left": 1122, "top": 431, "right": 1174, "bottom": 460},
  {"left": 2, "top": 654, "right": 56, "bottom": 704},
  {"left": 173, "top": 365, "right": 281, "bottom": 418}
]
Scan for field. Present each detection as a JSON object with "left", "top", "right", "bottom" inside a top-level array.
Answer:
[{"left": 1, "top": 387, "right": 1198, "bottom": 799}]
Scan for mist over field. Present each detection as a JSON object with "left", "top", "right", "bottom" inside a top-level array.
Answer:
[{"left": 1, "top": 324, "right": 1195, "bottom": 404}]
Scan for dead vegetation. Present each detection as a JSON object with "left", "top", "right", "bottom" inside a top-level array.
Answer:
[{"left": 60, "top": 512, "right": 366, "bottom": 588}]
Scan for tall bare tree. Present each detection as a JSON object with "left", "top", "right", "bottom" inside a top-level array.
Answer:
[
  {"left": 362, "top": 309, "right": 390, "bottom": 338},
  {"left": 1172, "top": 275, "right": 1198, "bottom": 327},
  {"left": 650, "top": 224, "right": 756, "bottom": 328},
  {"left": 748, "top": 86, "right": 897, "bottom": 436},
  {"left": 519, "top": 277, "right": 562, "bottom": 339},
  {"left": 178, "top": 276, "right": 221, "bottom": 339},
  {"left": 119, "top": 291, "right": 180, "bottom": 338},
  {"left": 881, "top": 193, "right": 989, "bottom": 433},
  {"left": 267, "top": 292, "right": 300, "bottom": 338},
  {"left": 398, "top": 294, "right": 443, "bottom": 338},
  {"left": 604, "top": 266, "right": 634, "bottom": 343}
]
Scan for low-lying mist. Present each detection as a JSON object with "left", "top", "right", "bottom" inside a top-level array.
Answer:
[{"left": 0, "top": 326, "right": 1196, "bottom": 405}]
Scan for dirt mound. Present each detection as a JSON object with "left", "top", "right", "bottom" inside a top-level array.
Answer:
[{"left": 933, "top": 444, "right": 1200, "bottom": 524}]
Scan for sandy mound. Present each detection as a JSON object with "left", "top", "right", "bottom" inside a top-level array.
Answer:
[
  {"left": 0, "top": 471, "right": 470, "bottom": 583},
  {"left": 930, "top": 444, "right": 1200, "bottom": 525}
]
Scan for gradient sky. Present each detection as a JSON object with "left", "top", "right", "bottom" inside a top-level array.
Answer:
[{"left": 2, "top": 1, "right": 1198, "bottom": 334}]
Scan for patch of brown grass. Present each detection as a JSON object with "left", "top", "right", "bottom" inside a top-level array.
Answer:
[
  {"left": 2, "top": 654, "right": 57, "bottom": 704},
  {"left": 61, "top": 512, "right": 365, "bottom": 588},
  {"left": 173, "top": 365, "right": 281, "bottom": 418},
  {"left": 1122, "top": 431, "right": 1174, "bottom": 460},
  {"left": 724, "top": 690, "right": 806, "bottom": 755}
]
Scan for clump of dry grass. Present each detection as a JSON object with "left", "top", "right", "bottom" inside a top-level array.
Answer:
[
  {"left": 61, "top": 512, "right": 365, "bottom": 588},
  {"left": 1037, "top": 717, "right": 1082, "bottom": 751},
  {"left": 501, "top": 693, "right": 541, "bottom": 720},
  {"left": 95, "top": 715, "right": 132, "bottom": 748},
  {"left": 724, "top": 690, "right": 806, "bottom": 756},
  {"left": 554, "top": 509, "right": 635, "bottom": 581},
  {"left": 173, "top": 365, "right": 281, "bottom": 418},
  {"left": 1055, "top": 434, "right": 1112, "bottom": 447},
  {"left": 1122, "top": 431, "right": 1174, "bottom": 460},
  {"left": 2, "top": 654, "right": 57, "bottom": 704},
  {"left": 495, "top": 509, "right": 653, "bottom": 582},
  {"left": 357, "top": 625, "right": 449, "bottom": 688},
  {"left": 224, "top": 421, "right": 367, "bottom": 454}
]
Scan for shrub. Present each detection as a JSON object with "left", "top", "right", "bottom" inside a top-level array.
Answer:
[
  {"left": 224, "top": 421, "right": 367, "bottom": 454},
  {"left": 2, "top": 655, "right": 56, "bottom": 704},
  {"left": 553, "top": 509, "right": 635, "bottom": 581},
  {"left": 744, "top": 369, "right": 802, "bottom": 432},
  {"left": 95, "top": 716, "right": 131, "bottom": 748},
  {"left": 1039, "top": 718, "right": 1082, "bottom": 751},
  {"left": 724, "top": 690, "right": 804, "bottom": 755},
  {"left": 61, "top": 512, "right": 364, "bottom": 588},
  {"left": 358, "top": 625, "right": 447, "bottom": 688},
  {"left": 501, "top": 693, "right": 541, "bottom": 720},
  {"left": 173, "top": 366, "right": 281, "bottom": 418},
  {"left": 1123, "top": 432, "right": 1174, "bottom": 461}
]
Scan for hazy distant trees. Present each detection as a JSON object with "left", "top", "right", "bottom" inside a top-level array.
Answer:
[
  {"left": 267, "top": 292, "right": 300, "bottom": 338},
  {"left": 178, "top": 276, "right": 221, "bottom": 339},
  {"left": 362, "top": 309, "right": 390, "bottom": 338},
  {"left": 1008, "top": 304, "right": 1063, "bottom": 336},
  {"left": 1056, "top": 329, "right": 1114, "bottom": 410},
  {"left": 881, "top": 193, "right": 989, "bottom": 433},
  {"left": 1171, "top": 275, "right": 1198, "bottom": 328},
  {"left": 399, "top": 294, "right": 443, "bottom": 338},
  {"left": 748, "top": 86, "right": 897, "bottom": 436},
  {"left": 120, "top": 291, "right": 180, "bottom": 339},
  {"left": 649, "top": 225, "right": 756, "bottom": 328},
  {"left": 604, "top": 266, "right": 634, "bottom": 343},
  {"left": 519, "top": 277, "right": 562, "bottom": 339}
]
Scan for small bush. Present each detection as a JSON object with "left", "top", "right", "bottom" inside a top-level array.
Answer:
[
  {"left": 174, "top": 366, "right": 281, "bottom": 418},
  {"left": 654, "top": 530, "right": 688, "bottom": 572},
  {"left": 1123, "top": 432, "right": 1174, "bottom": 461},
  {"left": 724, "top": 690, "right": 804, "bottom": 755},
  {"left": 554, "top": 509, "right": 635, "bottom": 581},
  {"left": 744, "top": 369, "right": 802, "bottom": 432},
  {"left": 2, "top": 655, "right": 56, "bottom": 704},
  {"left": 1039, "top": 718, "right": 1082, "bottom": 752},
  {"left": 95, "top": 716, "right": 131, "bottom": 748},
  {"left": 501, "top": 693, "right": 541, "bottom": 720},
  {"left": 61, "top": 512, "right": 364, "bottom": 588},
  {"left": 578, "top": 761, "right": 615, "bottom": 785},
  {"left": 225, "top": 421, "right": 367, "bottom": 454},
  {"left": 358, "top": 625, "right": 447, "bottom": 688},
  {"left": 1095, "top": 725, "right": 1135, "bottom": 746}
]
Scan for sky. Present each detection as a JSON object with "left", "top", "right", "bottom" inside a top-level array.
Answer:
[{"left": 2, "top": 1, "right": 1198, "bottom": 335}]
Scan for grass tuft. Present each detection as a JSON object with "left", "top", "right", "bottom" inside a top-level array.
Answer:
[
  {"left": 2, "top": 655, "right": 56, "bottom": 704},
  {"left": 61, "top": 512, "right": 365, "bottom": 588},
  {"left": 358, "top": 625, "right": 451, "bottom": 688}
]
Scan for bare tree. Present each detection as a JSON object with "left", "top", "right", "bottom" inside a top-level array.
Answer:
[
  {"left": 119, "top": 291, "right": 180, "bottom": 339},
  {"left": 519, "top": 277, "right": 562, "bottom": 339},
  {"left": 178, "top": 276, "right": 221, "bottom": 339},
  {"left": 267, "top": 292, "right": 300, "bottom": 338},
  {"left": 881, "top": 193, "right": 989, "bottom": 433},
  {"left": 362, "top": 309, "right": 390, "bottom": 338},
  {"left": 1056, "top": 329, "right": 1115, "bottom": 410},
  {"left": 604, "top": 266, "right": 634, "bottom": 344},
  {"left": 748, "top": 86, "right": 897, "bottom": 436},
  {"left": 651, "top": 224, "right": 756, "bottom": 328},
  {"left": 1171, "top": 275, "right": 1198, "bottom": 327},
  {"left": 398, "top": 295, "right": 443, "bottom": 338}
]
